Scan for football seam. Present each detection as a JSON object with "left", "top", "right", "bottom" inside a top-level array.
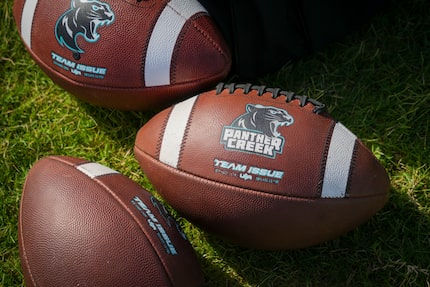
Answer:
[
  {"left": 190, "top": 15, "right": 228, "bottom": 56},
  {"left": 215, "top": 83, "right": 326, "bottom": 114},
  {"left": 214, "top": 86, "right": 326, "bottom": 117},
  {"left": 166, "top": 5, "right": 229, "bottom": 83},
  {"left": 156, "top": 108, "right": 173, "bottom": 159},
  {"left": 25, "top": 43, "right": 225, "bottom": 92},
  {"left": 47, "top": 156, "right": 176, "bottom": 286},
  {"left": 170, "top": 23, "right": 186, "bottom": 84},
  {"left": 176, "top": 96, "right": 199, "bottom": 169},
  {"left": 19, "top": 174, "right": 38, "bottom": 287},
  {"left": 91, "top": 177, "right": 176, "bottom": 287},
  {"left": 140, "top": 3, "right": 164, "bottom": 85},
  {"left": 345, "top": 141, "right": 359, "bottom": 197},
  {"left": 136, "top": 147, "right": 387, "bottom": 201},
  {"left": 170, "top": 14, "right": 230, "bottom": 84},
  {"left": 318, "top": 120, "right": 337, "bottom": 197}
]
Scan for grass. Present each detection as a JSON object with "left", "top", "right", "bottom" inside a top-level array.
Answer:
[{"left": 1, "top": 0, "right": 429, "bottom": 286}]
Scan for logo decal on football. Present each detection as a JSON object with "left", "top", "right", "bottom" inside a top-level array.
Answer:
[
  {"left": 55, "top": 0, "right": 115, "bottom": 60},
  {"left": 220, "top": 104, "right": 294, "bottom": 158}
]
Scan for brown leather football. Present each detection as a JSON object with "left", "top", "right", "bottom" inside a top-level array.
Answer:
[
  {"left": 13, "top": 0, "right": 231, "bottom": 110},
  {"left": 134, "top": 83, "right": 390, "bottom": 250},
  {"left": 19, "top": 156, "right": 204, "bottom": 286}
]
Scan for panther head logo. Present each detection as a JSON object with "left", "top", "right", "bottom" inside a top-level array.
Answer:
[
  {"left": 55, "top": 0, "right": 114, "bottom": 60},
  {"left": 231, "top": 104, "right": 294, "bottom": 137}
]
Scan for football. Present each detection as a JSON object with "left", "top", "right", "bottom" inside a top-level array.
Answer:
[
  {"left": 13, "top": 0, "right": 231, "bottom": 110},
  {"left": 134, "top": 83, "right": 391, "bottom": 250},
  {"left": 19, "top": 156, "right": 204, "bottom": 286}
]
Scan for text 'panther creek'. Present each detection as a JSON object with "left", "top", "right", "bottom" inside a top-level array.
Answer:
[{"left": 220, "top": 104, "right": 294, "bottom": 158}]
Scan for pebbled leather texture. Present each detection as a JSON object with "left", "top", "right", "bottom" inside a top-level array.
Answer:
[
  {"left": 134, "top": 84, "right": 390, "bottom": 249},
  {"left": 19, "top": 155, "right": 204, "bottom": 286}
]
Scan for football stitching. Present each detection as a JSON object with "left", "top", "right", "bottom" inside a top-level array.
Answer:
[
  {"left": 19, "top": 177, "right": 38, "bottom": 287},
  {"left": 176, "top": 96, "right": 199, "bottom": 169},
  {"left": 170, "top": 15, "right": 229, "bottom": 84},
  {"left": 141, "top": 5, "right": 165, "bottom": 86},
  {"left": 49, "top": 157, "right": 175, "bottom": 285},
  {"left": 92, "top": 176, "right": 176, "bottom": 287},
  {"left": 318, "top": 120, "right": 337, "bottom": 197},
  {"left": 142, "top": 149, "right": 383, "bottom": 200},
  {"left": 345, "top": 141, "right": 359, "bottom": 198},
  {"left": 156, "top": 108, "right": 173, "bottom": 159},
  {"left": 169, "top": 21, "right": 187, "bottom": 84},
  {"left": 190, "top": 17, "right": 227, "bottom": 56},
  {"left": 215, "top": 82, "right": 327, "bottom": 114}
]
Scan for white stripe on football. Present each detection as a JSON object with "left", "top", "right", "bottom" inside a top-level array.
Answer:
[
  {"left": 145, "top": 0, "right": 207, "bottom": 87},
  {"left": 14, "top": 0, "right": 231, "bottom": 110},
  {"left": 134, "top": 83, "right": 390, "bottom": 249}
]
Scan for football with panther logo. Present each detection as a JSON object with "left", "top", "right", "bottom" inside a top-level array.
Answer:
[
  {"left": 19, "top": 156, "right": 204, "bottom": 286},
  {"left": 134, "top": 83, "right": 390, "bottom": 249},
  {"left": 13, "top": 0, "right": 231, "bottom": 110}
]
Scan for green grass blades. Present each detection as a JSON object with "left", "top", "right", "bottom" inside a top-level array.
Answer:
[{"left": 1, "top": 0, "right": 429, "bottom": 286}]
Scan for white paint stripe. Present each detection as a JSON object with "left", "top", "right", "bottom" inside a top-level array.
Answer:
[
  {"left": 321, "top": 123, "right": 357, "bottom": 198},
  {"left": 168, "top": 0, "right": 207, "bottom": 19},
  {"left": 77, "top": 162, "right": 119, "bottom": 179},
  {"left": 159, "top": 95, "right": 198, "bottom": 168},
  {"left": 21, "top": 0, "right": 39, "bottom": 48},
  {"left": 144, "top": 0, "right": 206, "bottom": 87}
]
